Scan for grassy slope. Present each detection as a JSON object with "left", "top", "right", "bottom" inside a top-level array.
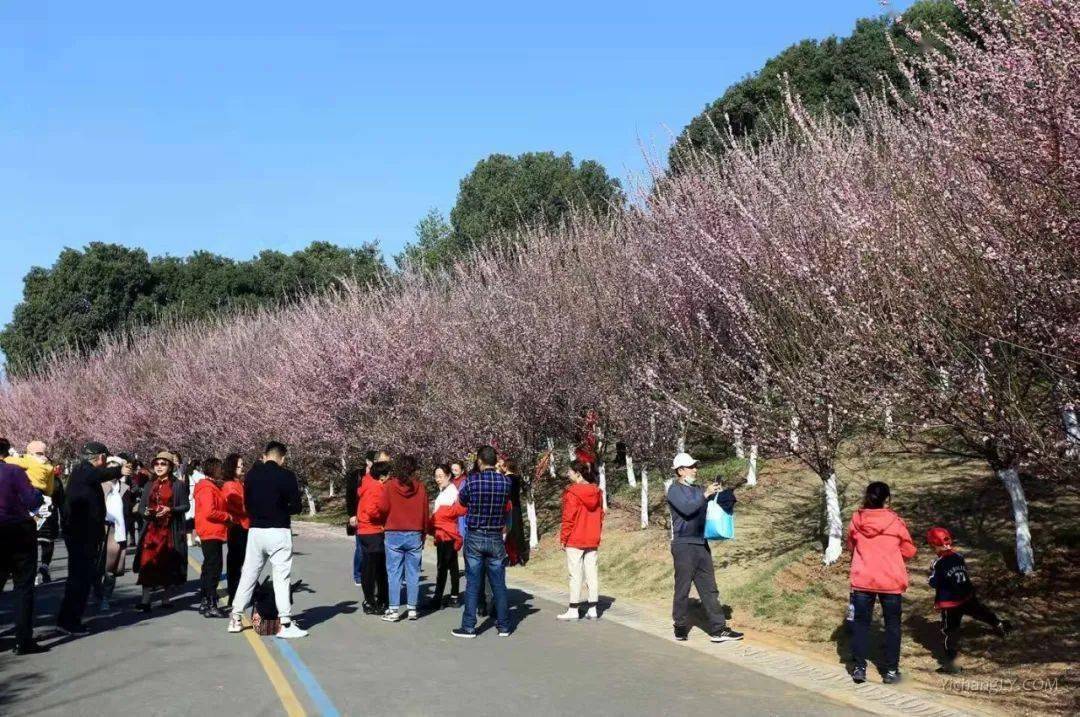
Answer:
[{"left": 516, "top": 445, "right": 1079, "bottom": 716}]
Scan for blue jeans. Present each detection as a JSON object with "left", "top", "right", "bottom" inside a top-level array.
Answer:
[
  {"left": 352, "top": 534, "right": 363, "bottom": 583},
  {"left": 384, "top": 531, "right": 423, "bottom": 609},
  {"left": 460, "top": 531, "right": 509, "bottom": 633},
  {"left": 850, "top": 590, "right": 902, "bottom": 672}
]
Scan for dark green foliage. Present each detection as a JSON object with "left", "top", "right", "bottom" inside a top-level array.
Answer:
[
  {"left": 1, "top": 240, "right": 385, "bottom": 375},
  {"left": 400, "top": 152, "right": 623, "bottom": 271},
  {"left": 668, "top": 0, "right": 971, "bottom": 172}
]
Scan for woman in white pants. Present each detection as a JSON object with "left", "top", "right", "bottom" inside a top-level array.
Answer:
[{"left": 557, "top": 460, "right": 604, "bottom": 620}]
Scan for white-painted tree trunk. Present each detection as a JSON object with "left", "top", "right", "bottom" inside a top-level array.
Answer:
[
  {"left": 304, "top": 486, "right": 317, "bottom": 516},
  {"left": 546, "top": 438, "right": 557, "bottom": 479},
  {"left": 938, "top": 367, "right": 950, "bottom": 392},
  {"left": 625, "top": 453, "right": 637, "bottom": 487},
  {"left": 598, "top": 460, "right": 608, "bottom": 512},
  {"left": 789, "top": 417, "right": 800, "bottom": 453},
  {"left": 1062, "top": 403, "right": 1080, "bottom": 458},
  {"left": 733, "top": 423, "right": 745, "bottom": 459},
  {"left": 997, "top": 468, "right": 1035, "bottom": 575},
  {"left": 745, "top": 444, "right": 758, "bottom": 486},
  {"left": 640, "top": 466, "right": 649, "bottom": 529},
  {"left": 526, "top": 489, "right": 539, "bottom": 549},
  {"left": 884, "top": 399, "right": 894, "bottom": 436},
  {"left": 822, "top": 473, "right": 843, "bottom": 565},
  {"left": 676, "top": 420, "right": 686, "bottom": 454}
]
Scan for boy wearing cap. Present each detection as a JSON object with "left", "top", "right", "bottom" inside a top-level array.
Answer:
[
  {"left": 927, "top": 527, "right": 1012, "bottom": 673},
  {"left": 667, "top": 452, "right": 743, "bottom": 644}
]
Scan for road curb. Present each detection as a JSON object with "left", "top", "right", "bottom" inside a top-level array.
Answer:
[{"left": 293, "top": 519, "right": 997, "bottom": 717}]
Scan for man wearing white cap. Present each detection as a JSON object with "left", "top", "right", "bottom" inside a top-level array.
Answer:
[{"left": 667, "top": 452, "right": 743, "bottom": 643}]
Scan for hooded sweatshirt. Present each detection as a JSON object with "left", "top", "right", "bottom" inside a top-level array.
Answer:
[
  {"left": 429, "top": 483, "right": 466, "bottom": 550},
  {"left": 194, "top": 479, "right": 230, "bottom": 541},
  {"left": 378, "top": 477, "right": 429, "bottom": 532},
  {"left": 847, "top": 508, "right": 917, "bottom": 594},
  {"left": 560, "top": 483, "right": 604, "bottom": 549},
  {"left": 356, "top": 474, "right": 387, "bottom": 535}
]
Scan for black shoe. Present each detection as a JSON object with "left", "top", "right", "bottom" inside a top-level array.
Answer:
[
  {"left": 852, "top": 667, "right": 866, "bottom": 684},
  {"left": 205, "top": 604, "right": 227, "bottom": 619},
  {"left": 936, "top": 662, "right": 961, "bottom": 675},
  {"left": 13, "top": 641, "right": 50, "bottom": 655},
  {"left": 883, "top": 670, "right": 901, "bottom": 685},
  {"left": 673, "top": 625, "right": 689, "bottom": 641},
  {"left": 56, "top": 622, "right": 89, "bottom": 636},
  {"left": 450, "top": 595, "right": 462, "bottom": 607},
  {"left": 198, "top": 598, "right": 209, "bottom": 616},
  {"left": 997, "top": 619, "right": 1012, "bottom": 638},
  {"left": 710, "top": 627, "right": 744, "bottom": 643},
  {"left": 136, "top": 602, "right": 152, "bottom": 614},
  {"left": 361, "top": 601, "right": 377, "bottom": 615},
  {"left": 428, "top": 597, "right": 444, "bottom": 610},
  {"left": 451, "top": 628, "right": 476, "bottom": 639}
]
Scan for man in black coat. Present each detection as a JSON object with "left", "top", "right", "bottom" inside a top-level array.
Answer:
[{"left": 57, "top": 441, "right": 121, "bottom": 634}]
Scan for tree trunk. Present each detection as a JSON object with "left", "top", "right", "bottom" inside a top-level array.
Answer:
[
  {"left": 625, "top": 453, "right": 637, "bottom": 487},
  {"left": 884, "top": 399, "right": 894, "bottom": 436},
  {"left": 997, "top": 468, "right": 1035, "bottom": 575},
  {"left": 640, "top": 465, "right": 649, "bottom": 529},
  {"left": 1063, "top": 403, "right": 1080, "bottom": 458},
  {"left": 745, "top": 444, "right": 758, "bottom": 486},
  {"left": 526, "top": 486, "right": 539, "bottom": 549},
  {"left": 676, "top": 420, "right": 686, "bottom": 454},
  {"left": 733, "top": 423, "right": 745, "bottom": 459},
  {"left": 598, "top": 460, "right": 608, "bottom": 512},
  {"left": 304, "top": 486, "right": 317, "bottom": 516},
  {"left": 546, "top": 438, "right": 557, "bottom": 479},
  {"left": 789, "top": 417, "right": 799, "bottom": 453},
  {"left": 822, "top": 473, "right": 843, "bottom": 565}
]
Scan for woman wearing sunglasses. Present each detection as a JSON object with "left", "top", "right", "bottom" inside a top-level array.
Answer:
[{"left": 134, "top": 451, "right": 190, "bottom": 611}]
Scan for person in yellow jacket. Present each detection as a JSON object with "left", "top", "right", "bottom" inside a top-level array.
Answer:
[{"left": 6, "top": 441, "right": 61, "bottom": 585}]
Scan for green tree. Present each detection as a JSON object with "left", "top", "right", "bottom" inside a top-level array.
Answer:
[
  {"left": 1, "top": 240, "right": 386, "bottom": 375},
  {"left": 400, "top": 152, "right": 623, "bottom": 270},
  {"left": 668, "top": 0, "right": 971, "bottom": 172}
]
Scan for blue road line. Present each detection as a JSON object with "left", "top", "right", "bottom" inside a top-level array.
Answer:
[{"left": 274, "top": 639, "right": 341, "bottom": 717}]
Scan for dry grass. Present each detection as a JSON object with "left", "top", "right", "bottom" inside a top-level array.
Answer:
[{"left": 517, "top": 446, "right": 1079, "bottom": 716}]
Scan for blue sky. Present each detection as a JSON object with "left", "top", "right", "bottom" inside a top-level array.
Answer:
[{"left": 1, "top": 1, "right": 913, "bottom": 331}]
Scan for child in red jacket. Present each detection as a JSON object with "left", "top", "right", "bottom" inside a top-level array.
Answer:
[
  {"left": 846, "top": 482, "right": 916, "bottom": 685},
  {"left": 557, "top": 460, "right": 604, "bottom": 621},
  {"left": 428, "top": 464, "right": 466, "bottom": 609},
  {"left": 926, "top": 527, "right": 1012, "bottom": 674}
]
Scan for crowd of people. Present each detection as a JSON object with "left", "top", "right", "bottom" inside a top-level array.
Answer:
[{"left": 0, "top": 437, "right": 1011, "bottom": 684}]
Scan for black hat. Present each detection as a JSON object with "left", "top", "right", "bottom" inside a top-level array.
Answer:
[{"left": 82, "top": 441, "right": 109, "bottom": 456}]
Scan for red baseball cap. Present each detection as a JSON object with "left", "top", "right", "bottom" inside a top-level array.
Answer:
[{"left": 926, "top": 527, "right": 953, "bottom": 547}]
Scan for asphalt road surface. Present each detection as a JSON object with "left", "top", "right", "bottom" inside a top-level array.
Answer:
[{"left": 1, "top": 529, "right": 870, "bottom": 716}]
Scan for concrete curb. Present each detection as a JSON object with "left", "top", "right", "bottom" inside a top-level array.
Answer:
[{"left": 294, "top": 519, "right": 997, "bottom": 717}]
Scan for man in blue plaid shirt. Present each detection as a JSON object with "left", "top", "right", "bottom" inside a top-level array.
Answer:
[{"left": 452, "top": 445, "right": 512, "bottom": 638}]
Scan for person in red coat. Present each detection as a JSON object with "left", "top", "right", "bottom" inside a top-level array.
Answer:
[
  {"left": 355, "top": 458, "right": 390, "bottom": 614},
  {"left": 194, "top": 457, "right": 231, "bottom": 618},
  {"left": 220, "top": 453, "right": 249, "bottom": 607},
  {"left": 428, "top": 464, "right": 466, "bottom": 609},
  {"left": 376, "top": 455, "right": 428, "bottom": 621},
  {"left": 557, "top": 459, "right": 604, "bottom": 621},
  {"left": 846, "top": 482, "right": 916, "bottom": 685}
]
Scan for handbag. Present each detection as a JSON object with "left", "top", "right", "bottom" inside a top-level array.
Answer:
[{"left": 704, "top": 494, "right": 735, "bottom": 540}]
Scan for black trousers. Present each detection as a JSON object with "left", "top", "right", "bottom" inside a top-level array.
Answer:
[
  {"left": 226, "top": 525, "right": 248, "bottom": 605},
  {"left": 0, "top": 520, "right": 38, "bottom": 645},
  {"left": 942, "top": 597, "right": 1001, "bottom": 660},
  {"left": 200, "top": 539, "right": 224, "bottom": 601},
  {"left": 359, "top": 533, "right": 388, "bottom": 608},
  {"left": 434, "top": 539, "right": 460, "bottom": 600},
  {"left": 58, "top": 537, "right": 100, "bottom": 628},
  {"left": 40, "top": 539, "right": 54, "bottom": 567},
  {"left": 671, "top": 541, "right": 726, "bottom": 634}
]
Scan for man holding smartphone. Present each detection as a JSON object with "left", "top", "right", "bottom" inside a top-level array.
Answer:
[{"left": 667, "top": 452, "right": 744, "bottom": 644}]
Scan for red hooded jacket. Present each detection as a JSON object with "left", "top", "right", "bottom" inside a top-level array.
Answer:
[
  {"left": 847, "top": 508, "right": 917, "bottom": 594},
  {"left": 221, "top": 479, "right": 250, "bottom": 530},
  {"left": 377, "top": 477, "right": 429, "bottom": 532},
  {"left": 560, "top": 483, "right": 604, "bottom": 549},
  {"left": 194, "top": 480, "right": 230, "bottom": 542},
  {"left": 356, "top": 475, "right": 387, "bottom": 535},
  {"left": 429, "top": 501, "right": 467, "bottom": 550}
]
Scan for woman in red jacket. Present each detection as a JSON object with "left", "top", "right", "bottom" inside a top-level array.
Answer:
[
  {"left": 847, "top": 482, "right": 916, "bottom": 685},
  {"left": 377, "top": 454, "right": 428, "bottom": 622},
  {"left": 428, "top": 464, "right": 466, "bottom": 609},
  {"left": 557, "top": 460, "right": 604, "bottom": 621},
  {"left": 221, "top": 453, "right": 249, "bottom": 608},
  {"left": 356, "top": 459, "right": 390, "bottom": 614},
  {"left": 194, "top": 457, "right": 231, "bottom": 618}
]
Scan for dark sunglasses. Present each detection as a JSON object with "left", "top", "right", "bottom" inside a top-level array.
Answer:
[{"left": 152, "top": 460, "right": 171, "bottom": 467}]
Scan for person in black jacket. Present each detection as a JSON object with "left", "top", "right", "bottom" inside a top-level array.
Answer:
[
  {"left": 926, "top": 527, "right": 1012, "bottom": 673},
  {"left": 227, "top": 441, "right": 307, "bottom": 638},
  {"left": 56, "top": 441, "right": 121, "bottom": 634}
]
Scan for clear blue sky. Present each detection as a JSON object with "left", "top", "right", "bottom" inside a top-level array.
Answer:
[{"left": 1, "top": 1, "right": 913, "bottom": 332}]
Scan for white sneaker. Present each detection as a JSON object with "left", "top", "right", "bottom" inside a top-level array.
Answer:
[
  {"left": 34, "top": 572, "right": 44, "bottom": 587},
  {"left": 586, "top": 606, "right": 599, "bottom": 620},
  {"left": 381, "top": 609, "right": 403, "bottom": 622},
  {"left": 275, "top": 622, "right": 309, "bottom": 639},
  {"left": 556, "top": 608, "right": 580, "bottom": 621},
  {"left": 227, "top": 614, "right": 244, "bottom": 633},
  {"left": 407, "top": 609, "right": 419, "bottom": 621}
]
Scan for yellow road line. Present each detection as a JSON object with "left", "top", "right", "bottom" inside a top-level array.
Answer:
[{"left": 187, "top": 556, "right": 307, "bottom": 717}]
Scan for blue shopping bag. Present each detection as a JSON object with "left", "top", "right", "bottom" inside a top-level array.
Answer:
[{"left": 704, "top": 493, "right": 734, "bottom": 540}]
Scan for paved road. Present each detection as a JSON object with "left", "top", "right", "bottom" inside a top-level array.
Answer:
[{"left": 1, "top": 529, "right": 869, "bottom": 716}]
